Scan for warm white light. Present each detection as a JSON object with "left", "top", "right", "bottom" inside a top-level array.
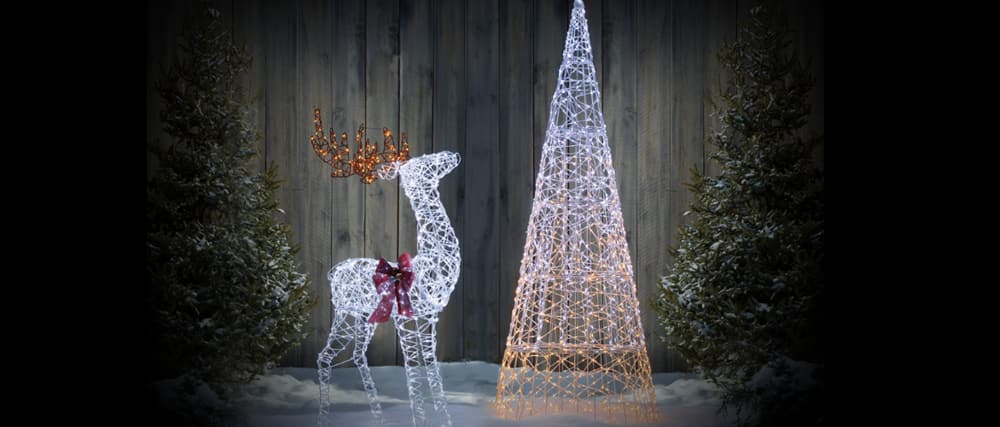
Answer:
[
  {"left": 494, "top": 1, "right": 659, "bottom": 423},
  {"left": 318, "top": 151, "right": 462, "bottom": 427}
]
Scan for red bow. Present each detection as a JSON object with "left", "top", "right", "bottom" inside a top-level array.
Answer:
[{"left": 368, "top": 252, "right": 414, "bottom": 323}]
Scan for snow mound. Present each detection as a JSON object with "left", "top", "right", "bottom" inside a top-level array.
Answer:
[{"left": 226, "top": 361, "right": 734, "bottom": 427}]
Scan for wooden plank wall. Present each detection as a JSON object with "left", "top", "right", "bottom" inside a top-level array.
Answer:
[{"left": 147, "top": 0, "right": 824, "bottom": 372}]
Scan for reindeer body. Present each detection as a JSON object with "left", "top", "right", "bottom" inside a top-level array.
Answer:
[{"left": 318, "top": 151, "right": 461, "bottom": 427}]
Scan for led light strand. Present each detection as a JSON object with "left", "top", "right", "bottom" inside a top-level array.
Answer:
[
  {"left": 317, "top": 152, "right": 462, "bottom": 427},
  {"left": 494, "top": 0, "right": 659, "bottom": 423},
  {"left": 310, "top": 108, "right": 410, "bottom": 184}
]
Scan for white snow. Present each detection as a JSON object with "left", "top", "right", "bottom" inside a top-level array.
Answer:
[{"left": 226, "top": 361, "right": 736, "bottom": 427}]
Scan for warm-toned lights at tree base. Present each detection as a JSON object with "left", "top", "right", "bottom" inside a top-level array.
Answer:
[
  {"left": 495, "top": 0, "right": 658, "bottom": 423},
  {"left": 495, "top": 348, "right": 658, "bottom": 424}
]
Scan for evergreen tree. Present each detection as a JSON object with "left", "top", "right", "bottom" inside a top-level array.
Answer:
[
  {"left": 147, "top": 6, "right": 313, "bottom": 399},
  {"left": 654, "top": 5, "right": 824, "bottom": 426}
]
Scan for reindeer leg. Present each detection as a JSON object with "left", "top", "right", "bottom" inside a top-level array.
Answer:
[
  {"left": 419, "top": 316, "right": 451, "bottom": 426},
  {"left": 395, "top": 315, "right": 427, "bottom": 426},
  {"left": 352, "top": 314, "right": 384, "bottom": 424},
  {"left": 317, "top": 310, "right": 350, "bottom": 426}
]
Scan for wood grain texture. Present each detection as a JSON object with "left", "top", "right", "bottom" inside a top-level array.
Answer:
[
  {"left": 364, "top": 0, "right": 401, "bottom": 367},
  {"left": 147, "top": 0, "right": 822, "bottom": 372},
  {"left": 463, "top": 0, "right": 500, "bottom": 363},
  {"left": 586, "top": 0, "right": 602, "bottom": 88},
  {"left": 603, "top": 0, "right": 644, "bottom": 366},
  {"left": 262, "top": 0, "right": 302, "bottom": 367},
  {"left": 294, "top": 0, "right": 334, "bottom": 370},
  {"left": 325, "top": 0, "right": 368, "bottom": 368},
  {"left": 636, "top": 0, "right": 674, "bottom": 372},
  {"left": 397, "top": 0, "right": 436, "bottom": 365},
  {"left": 432, "top": 0, "right": 467, "bottom": 363},
  {"left": 661, "top": 0, "right": 708, "bottom": 373},
  {"left": 498, "top": 0, "right": 534, "bottom": 365},
  {"left": 532, "top": 0, "right": 569, "bottom": 180}
]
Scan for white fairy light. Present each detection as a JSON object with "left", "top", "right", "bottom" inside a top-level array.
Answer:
[
  {"left": 495, "top": 0, "right": 659, "bottom": 423},
  {"left": 317, "top": 151, "right": 462, "bottom": 427}
]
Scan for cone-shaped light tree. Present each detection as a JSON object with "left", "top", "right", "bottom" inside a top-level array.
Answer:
[{"left": 494, "top": 0, "right": 658, "bottom": 423}]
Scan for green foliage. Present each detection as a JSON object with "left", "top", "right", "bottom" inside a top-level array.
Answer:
[
  {"left": 147, "top": 6, "right": 313, "bottom": 400},
  {"left": 653, "top": 5, "right": 824, "bottom": 427}
]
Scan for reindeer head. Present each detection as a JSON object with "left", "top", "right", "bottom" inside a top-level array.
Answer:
[{"left": 377, "top": 151, "right": 461, "bottom": 188}]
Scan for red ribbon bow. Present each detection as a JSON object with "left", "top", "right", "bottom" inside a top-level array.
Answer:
[{"left": 368, "top": 252, "right": 414, "bottom": 323}]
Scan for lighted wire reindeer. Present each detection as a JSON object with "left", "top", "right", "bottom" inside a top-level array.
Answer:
[{"left": 317, "top": 151, "right": 461, "bottom": 427}]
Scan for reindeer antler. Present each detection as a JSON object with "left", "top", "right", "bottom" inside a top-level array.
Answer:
[{"left": 310, "top": 108, "right": 411, "bottom": 184}]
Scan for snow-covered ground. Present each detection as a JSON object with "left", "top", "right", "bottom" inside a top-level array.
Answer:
[{"left": 228, "top": 361, "right": 735, "bottom": 427}]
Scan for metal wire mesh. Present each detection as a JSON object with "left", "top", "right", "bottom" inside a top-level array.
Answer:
[
  {"left": 494, "top": 1, "right": 659, "bottom": 423},
  {"left": 318, "top": 151, "right": 461, "bottom": 427}
]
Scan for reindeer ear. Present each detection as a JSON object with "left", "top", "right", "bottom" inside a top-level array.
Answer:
[{"left": 377, "top": 162, "right": 400, "bottom": 180}]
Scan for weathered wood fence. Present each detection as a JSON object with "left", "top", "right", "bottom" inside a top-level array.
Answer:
[{"left": 147, "top": 0, "right": 824, "bottom": 372}]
